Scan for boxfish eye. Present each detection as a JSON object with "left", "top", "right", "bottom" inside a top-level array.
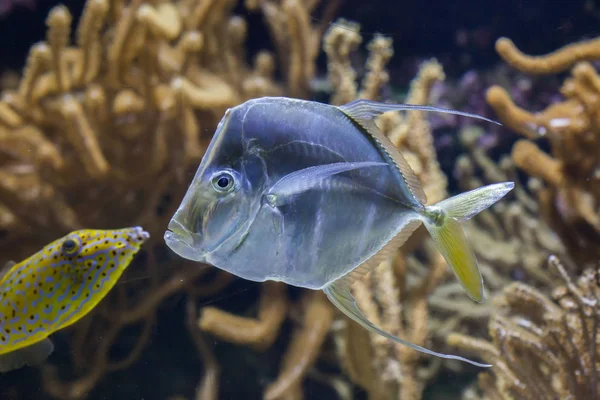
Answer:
[
  {"left": 61, "top": 238, "right": 80, "bottom": 255},
  {"left": 211, "top": 172, "right": 235, "bottom": 193}
]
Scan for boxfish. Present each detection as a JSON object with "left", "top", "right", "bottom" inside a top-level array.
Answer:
[
  {"left": 0, "top": 226, "right": 149, "bottom": 372},
  {"left": 164, "top": 97, "right": 514, "bottom": 367}
]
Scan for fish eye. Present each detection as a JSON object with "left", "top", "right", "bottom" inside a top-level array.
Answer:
[
  {"left": 61, "top": 238, "right": 80, "bottom": 256},
  {"left": 211, "top": 171, "right": 235, "bottom": 193}
]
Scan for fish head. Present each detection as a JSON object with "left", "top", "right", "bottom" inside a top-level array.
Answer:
[
  {"left": 51, "top": 227, "right": 150, "bottom": 274},
  {"left": 165, "top": 104, "right": 263, "bottom": 262}
]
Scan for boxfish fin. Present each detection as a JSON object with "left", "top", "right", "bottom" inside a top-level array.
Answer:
[
  {"left": 338, "top": 101, "right": 428, "bottom": 206},
  {"left": 0, "top": 338, "right": 54, "bottom": 373},
  {"left": 266, "top": 161, "right": 387, "bottom": 206},
  {"left": 423, "top": 182, "right": 514, "bottom": 303},
  {"left": 323, "top": 276, "right": 492, "bottom": 368},
  {"left": 0, "top": 261, "right": 16, "bottom": 281}
]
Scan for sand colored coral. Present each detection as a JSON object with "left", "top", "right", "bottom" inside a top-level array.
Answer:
[
  {"left": 487, "top": 37, "right": 600, "bottom": 264},
  {"left": 448, "top": 255, "right": 600, "bottom": 400},
  {"left": 0, "top": 0, "right": 335, "bottom": 398}
]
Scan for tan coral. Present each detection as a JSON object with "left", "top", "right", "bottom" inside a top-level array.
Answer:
[
  {"left": 335, "top": 246, "right": 449, "bottom": 400},
  {"left": 0, "top": 0, "right": 336, "bottom": 398},
  {"left": 425, "top": 126, "right": 566, "bottom": 354},
  {"left": 448, "top": 255, "right": 600, "bottom": 400},
  {"left": 487, "top": 37, "right": 600, "bottom": 264}
]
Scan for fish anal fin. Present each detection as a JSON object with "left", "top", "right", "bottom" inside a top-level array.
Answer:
[
  {"left": 323, "top": 279, "right": 491, "bottom": 367},
  {"left": 338, "top": 103, "right": 428, "bottom": 206},
  {"left": 0, "top": 338, "right": 54, "bottom": 373}
]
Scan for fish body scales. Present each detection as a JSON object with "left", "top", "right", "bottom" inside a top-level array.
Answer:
[{"left": 0, "top": 227, "right": 149, "bottom": 367}]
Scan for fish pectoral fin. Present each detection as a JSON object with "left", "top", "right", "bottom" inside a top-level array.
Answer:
[
  {"left": 0, "top": 261, "right": 16, "bottom": 282},
  {"left": 266, "top": 161, "right": 387, "bottom": 206},
  {"left": 0, "top": 338, "right": 54, "bottom": 373},
  {"left": 322, "top": 280, "right": 491, "bottom": 368}
]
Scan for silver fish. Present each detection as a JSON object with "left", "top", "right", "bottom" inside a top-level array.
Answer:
[{"left": 164, "top": 97, "right": 513, "bottom": 367}]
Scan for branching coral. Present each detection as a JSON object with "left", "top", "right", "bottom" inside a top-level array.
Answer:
[
  {"left": 486, "top": 37, "right": 600, "bottom": 265},
  {"left": 335, "top": 245, "right": 449, "bottom": 400},
  {"left": 246, "top": 0, "right": 341, "bottom": 99},
  {"left": 422, "top": 126, "right": 567, "bottom": 362},
  {"left": 448, "top": 255, "right": 600, "bottom": 400},
  {"left": 323, "top": 20, "right": 458, "bottom": 399},
  {"left": 0, "top": 0, "right": 338, "bottom": 398},
  {"left": 0, "top": 0, "right": 281, "bottom": 261}
]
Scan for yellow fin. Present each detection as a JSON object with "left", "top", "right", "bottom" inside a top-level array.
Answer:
[
  {"left": 424, "top": 216, "right": 483, "bottom": 302},
  {"left": 423, "top": 182, "right": 514, "bottom": 302},
  {"left": 0, "top": 338, "right": 54, "bottom": 373}
]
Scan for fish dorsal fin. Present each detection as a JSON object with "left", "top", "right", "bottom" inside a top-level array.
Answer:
[
  {"left": 323, "top": 220, "right": 491, "bottom": 368},
  {"left": 0, "top": 338, "right": 54, "bottom": 373},
  {"left": 0, "top": 261, "right": 16, "bottom": 282},
  {"left": 339, "top": 99, "right": 501, "bottom": 206},
  {"left": 339, "top": 101, "right": 428, "bottom": 206},
  {"left": 337, "top": 219, "right": 422, "bottom": 292},
  {"left": 339, "top": 99, "right": 501, "bottom": 125}
]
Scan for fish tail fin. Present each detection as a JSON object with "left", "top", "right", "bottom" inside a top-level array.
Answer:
[
  {"left": 422, "top": 182, "right": 514, "bottom": 303},
  {"left": 323, "top": 280, "right": 492, "bottom": 367}
]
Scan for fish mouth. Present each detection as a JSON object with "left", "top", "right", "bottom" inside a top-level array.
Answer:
[
  {"left": 164, "top": 220, "right": 205, "bottom": 261},
  {"left": 127, "top": 226, "right": 151, "bottom": 243}
]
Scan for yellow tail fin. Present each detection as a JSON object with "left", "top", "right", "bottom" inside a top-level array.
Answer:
[{"left": 423, "top": 182, "right": 514, "bottom": 302}]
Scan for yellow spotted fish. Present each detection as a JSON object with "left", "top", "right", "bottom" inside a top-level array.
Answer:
[{"left": 0, "top": 227, "right": 149, "bottom": 372}]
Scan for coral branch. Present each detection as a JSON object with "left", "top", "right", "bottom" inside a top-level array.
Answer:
[
  {"left": 199, "top": 282, "right": 288, "bottom": 351},
  {"left": 496, "top": 37, "right": 600, "bottom": 74}
]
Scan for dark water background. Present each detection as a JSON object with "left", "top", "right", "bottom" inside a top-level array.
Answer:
[{"left": 0, "top": 0, "right": 597, "bottom": 76}]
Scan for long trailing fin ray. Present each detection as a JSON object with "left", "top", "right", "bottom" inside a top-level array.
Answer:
[
  {"left": 323, "top": 280, "right": 492, "bottom": 368},
  {"left": 338, "top": 106, "right": 427, "bottom": 206},
  {"left": 267, "top": 161, "right": 387, "bottom": 206},
  {"left": 338, "top": 220, "right": 422, "bottom": 290},
  {"left": 424, "top": 216, "right": 483, "bottom": 302},
  {"left": 340, "top": 99, "right": 502, "bottom": 126},
  {"left": 433, "top": 182, "right": 515, "bottom": 220},
  {"left": 0, "top": 338, "right": 54, "bottom": 373}
]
